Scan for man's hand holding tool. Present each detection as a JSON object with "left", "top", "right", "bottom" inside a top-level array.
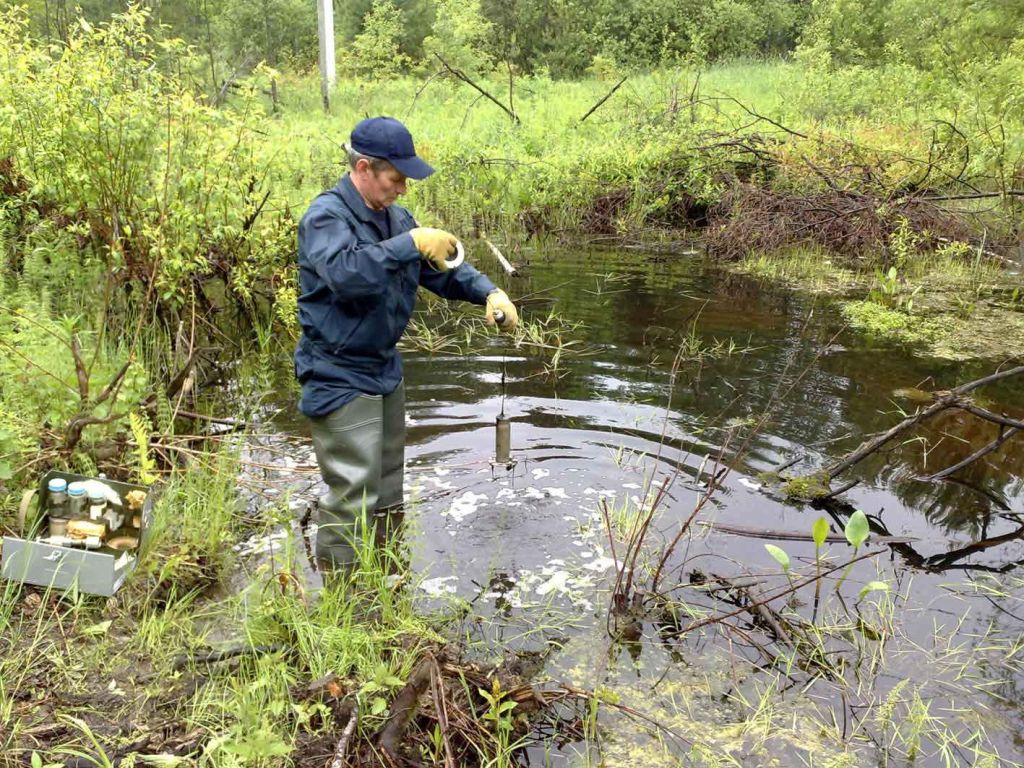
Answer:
[{"left": 486, "top": 289, "right": 518, "bottom": 330}]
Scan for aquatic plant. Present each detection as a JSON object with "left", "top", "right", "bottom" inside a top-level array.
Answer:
[{"left": 780, "top": 471, "right": 831, "bottom": 501}]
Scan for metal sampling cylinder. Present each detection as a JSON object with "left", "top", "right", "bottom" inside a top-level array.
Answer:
[{"left": 495, "top": 414, "right": 511, "bottom": 464}]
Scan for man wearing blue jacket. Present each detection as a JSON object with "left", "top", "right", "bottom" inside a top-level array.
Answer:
[{"left": 295, "top": 116, "right": 518, "bottom": 569}]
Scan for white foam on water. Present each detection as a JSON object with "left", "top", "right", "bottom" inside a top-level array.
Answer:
[
  {"left": 536, "top": 570, "right": 571, "bottom": 596},
  {"left": 419, "top": 575, "right": 458, "bottom": 596},
  {"left": 443, "top": 491, "right": 489, "bottom": 522}
]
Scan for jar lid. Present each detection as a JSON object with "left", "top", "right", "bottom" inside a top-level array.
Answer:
[
  {"left": 47, "top": 478, "right": 68, "bottom": 492},
  {"left": 67, "top": 482, "right": 86, "bottom": 496},
  {"left": 88, "top": 489, "right": 106, "bottom": 502}
]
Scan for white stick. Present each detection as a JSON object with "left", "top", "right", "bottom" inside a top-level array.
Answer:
[
  {"left": 329, "top": 710, "right": 358, "bottom": 768},
  {"left": 482, "top": 237, "right": 519, "bottom": 276}
]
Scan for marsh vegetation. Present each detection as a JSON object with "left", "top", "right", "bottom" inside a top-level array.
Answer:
[{"left": 2, "top": 2, "right": 1024, "bottom": 766}]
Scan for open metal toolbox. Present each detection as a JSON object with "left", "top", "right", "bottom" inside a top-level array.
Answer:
[{"left": 1, "top": 470, "right": 155, "bottom": 596}]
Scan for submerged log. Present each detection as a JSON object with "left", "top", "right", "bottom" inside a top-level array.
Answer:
[{"left": 699, "top": 520, "right": 917, "bottom": 545}]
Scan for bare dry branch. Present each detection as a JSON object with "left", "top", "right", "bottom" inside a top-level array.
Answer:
[
  {"left": 434, "top": 53, "right": 518, "bottom": 124},
  {"left": 579, "top": 76, "right": 627, "bottom": 124}
]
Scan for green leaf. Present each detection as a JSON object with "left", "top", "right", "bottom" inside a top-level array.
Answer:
[
  {"left": 0, "top": 462, "right": 12, "bottom": 481},
  {"left": 765, "top": 544, "right": 790, "bottom": 572},
  {"left": 31, "top": 753, "right": 42, "bottom": 768},
  {"left": 858, "top": 581, "right": 890, "bottom": 600},
  {"left": 222, "top": 729, "right": 291, "bottom": 758},
  {"left": 812, "top": 517, "right": 829, "bottom": 549},
  {"left": 82, "top": 620, "right": 112, "bottom": 636},
  {"left": 371, "top": 696, "right": 388, "bottom": 716},
  {"left": 845, "top": 510, "right": 870, "bottom": 548}
]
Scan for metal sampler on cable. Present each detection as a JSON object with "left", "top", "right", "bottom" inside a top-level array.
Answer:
[
  {"left": 445, "top": 239, "right": 517, "bottom": 472},
  {"left": 489, "top": 302, "right": 516, "bottom": 471}
]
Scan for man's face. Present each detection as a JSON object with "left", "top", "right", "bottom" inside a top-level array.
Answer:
[{"left": 353, "top": 159, "right": 407, "bottom": 210}]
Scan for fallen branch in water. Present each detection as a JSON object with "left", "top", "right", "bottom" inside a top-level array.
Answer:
[
  {"left": 826, "top": 364, "right": 1024, "bottom": 482},
  {"left": 556, "top": 684, "right": 692, "bottom": 748},
  {"left": 698, "top": 520, "right": 917, "bottom": 544},
  {"left": 923, "top": 425, "right": 1020, "bottom": 481},
  {"left": 663, "top": 548, "right": 886, "bottom": 639}
]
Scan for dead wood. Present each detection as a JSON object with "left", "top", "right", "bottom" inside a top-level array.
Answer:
[
  {"left": 213, "top": 56, "right": 254, "bottom": 107},
  {"left": 377, "top": 657, "right": 435, "bottom": 759},
  {"left": 578, "top": 76, "right": 627, "bottom": 123},
  {"left": 705, "top": 183, "right": 976, "bottom": 263},
  {"left": 923, "top": 524, "right": 1024, "bottom": 571},
  {"left": 329, "top": 709, "right": 358, "bottom": 768},
  {"left": 434, "top": 54, "right": 518, "bottom": 124},
  {"left": 825, "top": 364, "right": 1024, "bottom": 482},
  {"left": 820, "top": 479, "right": 861, "bottom": 500},
  {"left": 482, "top": 237, "right": 519, "bottom": 276},
  {"left": 698, "top": 520, "right": 917, "bottom": 544},
  {"left": 169, "top": 642, "right": 285, "bottom": 672},
  {"left": 921, "top": 190, "right": 1024, "bottom": 201},
  {"left": 717, "top": 95, "right": 808, "bottom": 139},
  {"left": 172, "top": 409, "right": 245, "bottom": 428},
  {"left": 923, "top": 426, "right": 1020, "bottom": 481},
  {"left": 957, "top": 402, "right": 1024, "bottom": 430},
  {"left": 749, "top": 588, "right": 794, "bottom": 648},
  {"left": 428, "top": 659, "right": 457, "bottom": 768},
  {"left": 663, "top": 548, "right": 886, "bottom": 639},
  {"left": 815, "top": 495, "right": 1024, "bottom": 574},
  {"left": 555, "top": 684, "right": 692, "bottom": 748}
]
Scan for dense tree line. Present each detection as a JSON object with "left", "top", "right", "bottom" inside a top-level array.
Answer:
[{"left": 1, "top": 0, "right": 1022, "bottom": 82}]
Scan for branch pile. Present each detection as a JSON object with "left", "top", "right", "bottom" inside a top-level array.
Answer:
[{"left": 704, "top": 182, "right": 975, "bottom": 263}]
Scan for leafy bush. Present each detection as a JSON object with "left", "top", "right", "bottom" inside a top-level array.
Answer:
[
  {"left": 344, "top": 0, "right": 410, "bottom": 79},
  {"left": 422, "top": 0, "right": 494, "bottom": 76},
  {"left": 0, "top": 7, "right": 294, "bottom": 317}
]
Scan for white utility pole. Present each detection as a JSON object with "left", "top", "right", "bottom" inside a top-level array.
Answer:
[{"left": 316, "top": 0, "right": 336, "bottom": 112}]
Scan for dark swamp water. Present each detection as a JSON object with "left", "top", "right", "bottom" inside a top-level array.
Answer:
[{"left": 240, "top": 246, "right": 1024, "bottom": 767}]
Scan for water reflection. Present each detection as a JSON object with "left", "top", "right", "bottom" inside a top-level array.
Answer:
[
  {"left": 246, "top": 245, "right": 1024, "bottom": 765},
  {"left": 505, "top": 250, "right": 1023, "bottom": 533}
]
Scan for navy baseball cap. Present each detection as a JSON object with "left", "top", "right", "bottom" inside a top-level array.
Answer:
[{"left": 349, "top": 116, "right": 435, "bottom": 180}]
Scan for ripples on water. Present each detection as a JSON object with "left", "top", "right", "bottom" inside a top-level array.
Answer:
[{"left": 250, "top": 246, "right": 1024, "bottom": 765}]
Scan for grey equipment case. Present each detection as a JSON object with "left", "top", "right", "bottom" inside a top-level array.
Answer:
[{"left": 2, "top": 470, "right": 155, "bottom": 597}]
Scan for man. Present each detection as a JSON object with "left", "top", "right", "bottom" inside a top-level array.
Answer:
[{"left": 295, "top": 116, "right": 518, "bottom": 569}]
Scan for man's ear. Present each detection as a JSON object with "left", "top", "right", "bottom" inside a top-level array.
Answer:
[{"left": 354, "top": 157, "right": 372, "bottom": 175}]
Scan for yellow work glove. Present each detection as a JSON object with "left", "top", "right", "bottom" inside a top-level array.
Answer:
[
  {"left": 410, "top": 227, "right": 458, "bottom": 272},
  {"left": 485, "top": 289, "right": 519, "bottom": 331}
]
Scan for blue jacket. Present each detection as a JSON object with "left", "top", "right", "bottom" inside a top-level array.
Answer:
[{"left": 294, "top": 174, "right": 497, "bottom": 417}]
